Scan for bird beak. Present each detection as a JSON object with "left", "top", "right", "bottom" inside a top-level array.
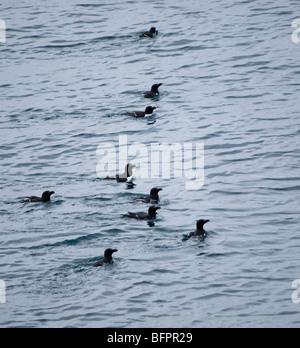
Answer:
[
  {"left": 158, "top": 83, "right": 163, "bottom": 87},
  {"left": 112, "top": 249, "right": 118, "bottom": 254},
  {"left": 50, "top": 191, "right": 55, "bottom": 196},
  {"left": 204, "top": 220, "right": 210, "bottom": 225}
]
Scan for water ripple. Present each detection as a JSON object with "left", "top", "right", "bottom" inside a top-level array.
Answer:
[{"left": 0, "top": 0, "right": 299, "bottom": 328}]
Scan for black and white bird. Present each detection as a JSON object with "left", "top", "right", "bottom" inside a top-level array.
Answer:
[
  {"left": 93, "top": 249, "right": 118, "bottom": 267},
  {"left": 144, "top": 84, "right": 162, "bottom": 99},
  {"left": 188, "top": 219, "right": 210, "bottom": 238},
  {"left": 103, "top": 164, "right": 136, "bottom": 183},
  {"left": 126, "top": 106, "right": 156, "bottom": 118},
  {"left": 123, "top": 206, "right": 161, "bottom": 220},
  {"left": 137, "top": 188, "right": 163, "bottom": 203},
  {"left": 21, "top": 191, "right": 55, "bottom": 203},
  {"left": 139, "top": 27, "right": 158, "bottom": 38}
]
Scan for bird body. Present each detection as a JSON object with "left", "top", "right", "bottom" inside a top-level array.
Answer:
[
  {"left": 139, "top": 27, "right": 157, "bottom": 38},
  {"left": 188, "top": 219, "right": 210, "bottom": 238},
  {"left": 104, "top": 164, "right": 136, "bottom": 182},
  {"left": 93, "top": 249, "right": 118, "bottom": 267},
  {"left": 126, "top": 106, "right": 156, "bottom": 118},
  {"left": 123, "top": 206, "right": 161, "bottom": 220},
  {"left": 137, "top": 188, "right": 162, "bottom": 203},
  {"left": 144, "top": 84, "right": 162, "bottom": 99},
  {"left": 21, "top": 191, "right": 55, "bottom": 203}
]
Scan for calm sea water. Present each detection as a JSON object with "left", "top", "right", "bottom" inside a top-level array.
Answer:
[{"left": 0, "top": 0, "right": 300, "bottom": 328}]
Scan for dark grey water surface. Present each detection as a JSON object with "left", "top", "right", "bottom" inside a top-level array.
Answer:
[{"left": 0, "top": 0, "right": 300, "bottom": 327}]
